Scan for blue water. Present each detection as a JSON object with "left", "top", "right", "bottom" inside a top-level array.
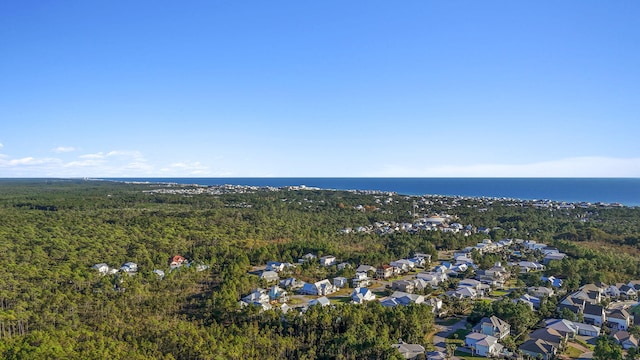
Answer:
[{"left": 106, "top": 178, "right": 640, "bottom": 206}]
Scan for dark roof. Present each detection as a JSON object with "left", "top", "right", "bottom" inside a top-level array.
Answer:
[
  {"left": 583, "top": 304, "right": 604, "bottom": 316},
  {"left": 519, "top": 339, "right": 556, "bottom": 356},
  {"left": 609, "top": 309, "right": 630, "bottom": 320},
  {"left": 528, "top": 328, "right": 564, "bottom": 347}
]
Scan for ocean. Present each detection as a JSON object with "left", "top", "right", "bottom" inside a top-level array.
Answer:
[{"left": 106, "top": 178, "right": 640, "bottom": 207}]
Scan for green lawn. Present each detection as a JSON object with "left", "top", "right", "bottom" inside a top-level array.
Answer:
[
  {"left": 629, "top": 304, "right": 640, "bottom": 316},
  {"left": 447, "top": 329, "right": 470, "bottom": 341},
  {"left": 489, "top": 290, "right": 509, "bottom": 297},
  {"left": 331, "top": 296, "right": 352, "bottom": 304},
  {"left": 563, "top": 344, "right": 585, "bottom": 358}
]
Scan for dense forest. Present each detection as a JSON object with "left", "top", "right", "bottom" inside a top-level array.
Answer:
[{"left": 0, "top": 179, "right": 639, "bottom": 359}]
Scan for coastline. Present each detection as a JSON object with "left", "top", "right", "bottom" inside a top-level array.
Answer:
[{"left": 91, "top": 177, "right": 640, "bottom": 207}]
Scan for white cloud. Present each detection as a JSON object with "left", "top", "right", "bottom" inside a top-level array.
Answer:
[
  {"left": 51, "top": 146, "right": 76, "bottom": 153},
  {"left": 0, "top": 149, "right": 155, "bottom": 177},
  {"left": 366, "top": 157, "right": 640, "bottom": 178},
  {"left": 0, "top": 143, "right": 3, "bottom": 149},
  {"left": 79, "top": 152, "right": 106, "bottom": 159}
]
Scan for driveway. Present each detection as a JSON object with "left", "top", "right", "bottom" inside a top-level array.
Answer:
[{"left": 432, "top": 318, "right": 467, "bottom": 352}]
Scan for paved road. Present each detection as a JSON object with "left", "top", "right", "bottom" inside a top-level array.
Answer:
[
  {"left": 577, "top": 351, "right": 594, "bottom": 359},
  {"left": 432, "top": 318, "right": 467, "bottom": 353}
]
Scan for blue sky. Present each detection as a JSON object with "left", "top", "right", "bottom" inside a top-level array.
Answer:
[{"left": 1, "top": 1, "right": 639, "bottom": 177}]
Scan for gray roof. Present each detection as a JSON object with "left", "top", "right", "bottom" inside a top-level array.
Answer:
[{"left": 519, "top": 339, "right": 556, "bottom": 356}]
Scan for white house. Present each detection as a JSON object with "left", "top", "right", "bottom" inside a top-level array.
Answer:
[
  {"left": 319, "top": 255, "right": 337, "bottom": 267},
  {"left": 300, "top": 279, "right": 336, "bottom": 296},
  {"left": 351, "top": 287, "right": 376, "bottom": 304},
  {"left": 242, "top": 288, "right": 269, "bottom": 304},
  {"left": 465, "top": 333, "right": 503, "bottom": 357},
  {"left": 583, "top": 304, "right": 606, "bottom": 326},
  {"left": 352, "top": 272, "right": 372, "bottom": 288},
  {"left": 608, "top": 309, "right": 633, "bottom": 330},
  {"left": 309, "top": 296, "right": 331, "bottom": 307},
  {"left": 120, "top": 262, "right": 138, "bottom": 273},
  {"left": 93, "top": 263, "right": 110, "bottom": 275}
]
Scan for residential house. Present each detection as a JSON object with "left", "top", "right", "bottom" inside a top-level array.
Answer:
[
  {"left": 527, "top": 328, "right": 567, "bottom": 350},
  {"left": 170, "top": 255, "right": 188, "bottom": 269},
  {"left": 391, "top": 341, "right": 425, "bottom": 359},
  {"left": 242, "top": 288, "right": 269, "bottom": 304},
  {"left": 414, "top": 252, "right": 432, "bottom": 264},
  {"left": 266, "top": 261, "right": 290, "bottom": 272},
  {"left": 268, "top": 286, "right": 288, "bottom": 303},
  {"left": 515, "top": 261, "right": 545, "bottom": 273},
  {"left": 300, "top": 279, "right": 336, "bottom": 296},
  {"left": 541, "top": 276, "right": 563, "bottom": 288},
  {"left": 333, "top": 277, "right": 348, "bottom": 288},
  {"left": 485, "top": 263, "right": 509, "bottom": 279},
  {"left": 459, "top": 278, "right": 482, "bottom": 290},
  {"left": 153, "top": 269, "right": 165, "bottom": 278},
  {"left": 628, "top": 280, "right": 640, "bottom": 291},
  {"left": 390, "top": 260, "right": 410, "bottom": 273},
  {"left": 93, "top": 263, "right": 110, "bottom": 275},
  {"left": 608, "top": 309, "right": 633, "bottom": 330},
  {"left": 514, "top": 294, "right": 541, "bottom": 310},
  {"left": 425, "top": 351, "right": 447, "bottom": 360},
  {"left": 355, "top": 264, "right": 376, "bottom": 275},
  {"left": 606, "top": 284, "right": 622, "bottom": 298},
  {"left": 417, "top": 272, "right": 447, "bottom": 288},
  {"left": 352, "top": 272, "right": 372, "bottom": 288},
  {"left": 473, "top": 316, "right": 511, "bottom": 339},
  {"left": 279, "top": 303, "right": 291, "bottom": 314},
  {"left": 377, "top": 265, "right": 394, "bottom": 279},
  {"left": 120, "top": 262, "right": 138, "bottom": 274},
  {"left": 280, "top": 277, "right": 303, "bottom": 290},
  {"left": 319, "top": 255, "right": 336, "bottom": 267},
  {"left": 392, "top": 280, "right": 415, "bottom": 294},
  {"left": 454, "top": 250, "right": 472, "bottom": 259},
  {"left": 337, "top": 262, "right": 351, "bottom": 270},
  {"left": 308, "top": 296, "right": 331, "bottom": 307},
  {"left": 242, "top": 301, "right": 272, "bottom": 312},
  {"left": 298, "top": 253, "right": 317, "bottom": 263},
  {"left": 528, "top": 286, "right": 554, "bottom": 298},
  {"left": 455, "top": 254, "right": 474, "bottom": 265},
  {"left": 412, "top": 279, "right": 429, "bottom": 293},
  {"left": 619, "top": 284, "right": 638, "bottom": 299},
  {"left": 464, "top": 333, "right": 503, "bottom": 357},
  {"left": 544, "top": 319, "right": 601, "bottom": 337},
  {"left": 583, "top": 304, "right": 606, "bottom": 326},
  {"left": 424, "top": 297, "right": 444, "bottom": 314},
  {"left": 351, "top": 287, "right": 376, "bottom": 304},
  {"left": 543, "top": 252, "right": 567, "bottom": 265},
  {"left": 612, "top": 330, "right": 639, "bottom": 350},
  {"left": 380, "top": 297, "right": 402, "bottom": 307},
  {"left": 389, "top": 291, "right": 424, "bottom": 305},
  {"left": 458, "top": 279, "right": 489, "bottom": 297},
  {"left": 391, "top": 259, "right": 415, "bottom": 273},
  {"left": 260, "top": 270, "right": 280, "bottom": 283},
  {"left": 448, "top": 286, "right": 478, "bottom": 299},
  {"left": 518, "top": 339, "right": 557, "bottom": 360}
]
